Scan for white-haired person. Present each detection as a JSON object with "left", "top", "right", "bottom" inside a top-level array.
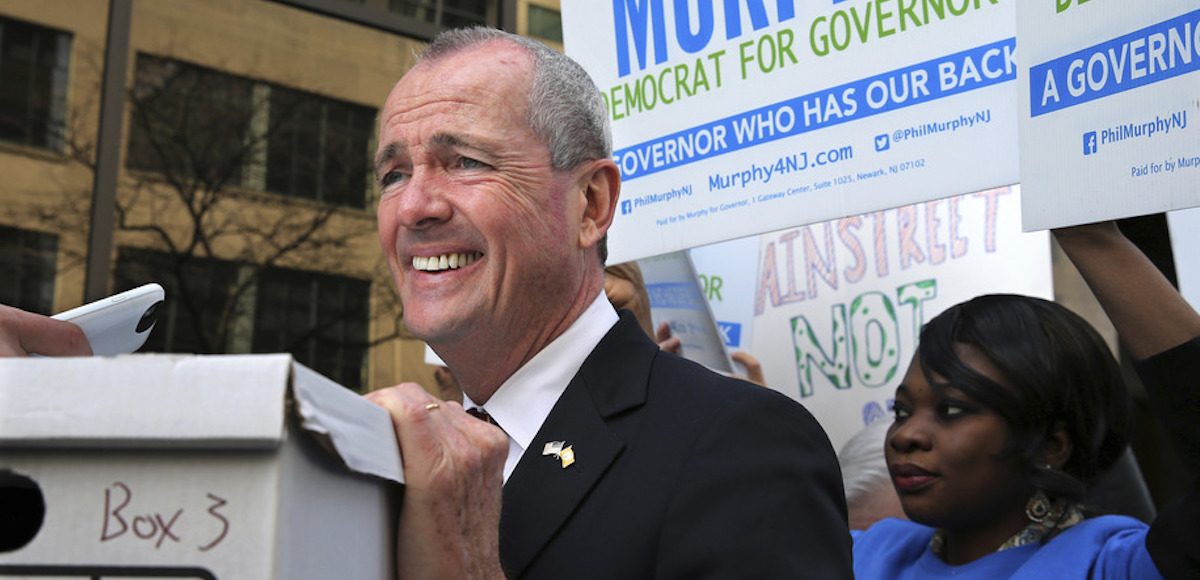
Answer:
[{"left": 839, "top": 418, "right": 906, "bottom": 531}]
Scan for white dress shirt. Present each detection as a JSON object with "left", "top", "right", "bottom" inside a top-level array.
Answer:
[{"left": 463, "top": 292, "right": 618, "bottom": 483}]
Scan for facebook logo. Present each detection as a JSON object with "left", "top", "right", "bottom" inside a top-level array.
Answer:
[
  {"left": 620, "top": 200, "right": 633, "bottom": 215},
  {"left": 1083, "top": 131, "right": 1098, "bottom": 156}
]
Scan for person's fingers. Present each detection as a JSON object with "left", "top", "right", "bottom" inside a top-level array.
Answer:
[
  {"left": 369, "top": 384, "right": 456, "bottom": 483},
  {"left": 373, "top": 383, "right": 507, "bottom": 579},
  {"left": 25, "top": 318, "right": 92, "bottom": 356},
  {"left": 604, "top": 274, "right": 636, "bottom": 310},
  {"left": 658, "top": 335, "right": 682, "bottom": 355},
  {"left": 0, "top": 305, "right": 92, "bottom": 357},
  {"left": 0, "top": 339, "right": 26, "bottom": 357},
  {"left": 433, "top": 365, "right": 452, "bottom": 385},
  {"left": 437, "top": 398, "right": 506, "bottom": 477},
  {"left": 367, "top": 382, "right": 446, "bottom": 439},
  {"left": 732, "top": 351, "right": 766, "bottom": 387},
  {"left": 446, "top": 414, "right": 508, "bottom": 494},
  {"left": 389, "top": 389, "right": 507, "bottom": 579},
  {"left": 366, "top": 383, "right": 506, "bottom": 491},
  {"left": 432, "top": 366, "right": 462, "bottom": 401},
  {"left": 655, "top": 321, "right": 672, "bottom": 342},
  {"left": 655, "top": 322, "right": 682, "bottom": 354}
]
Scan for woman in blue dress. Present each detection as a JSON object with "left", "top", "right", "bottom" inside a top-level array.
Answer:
[{"left": 853, "top": 222, "right": 1199, "bottom": 579}]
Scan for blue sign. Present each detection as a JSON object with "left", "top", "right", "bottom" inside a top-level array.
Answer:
[
  {"left": 1029, "top": 9, "right": 1200, "bottom": 117},
  {"left": 717, "top": 320, "right": 742, "bottom": 347}
]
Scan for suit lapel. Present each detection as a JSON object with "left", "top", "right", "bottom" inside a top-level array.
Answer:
[
  {"left": 499, "top": 313, "right": 656, "bottom": 578},
  {"left": 499, "top": 376, "right": 623, "bottom": 577}
]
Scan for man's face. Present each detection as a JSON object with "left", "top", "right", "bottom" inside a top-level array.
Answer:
[{"left": 375, "top": 43, "right": 588, "bottom": 350}]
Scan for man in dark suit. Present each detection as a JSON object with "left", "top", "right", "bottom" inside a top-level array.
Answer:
[{"left": 363, "top": 27, "right": 852, "bottom": 579}]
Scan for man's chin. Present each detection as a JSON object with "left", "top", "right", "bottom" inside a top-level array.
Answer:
[{"left": 406, "top": 316, "right": 470, "bottom": 347}]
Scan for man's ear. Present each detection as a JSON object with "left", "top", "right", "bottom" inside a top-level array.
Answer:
[{"left": 576, "top": 160, "right": 621, "bottom": 250}]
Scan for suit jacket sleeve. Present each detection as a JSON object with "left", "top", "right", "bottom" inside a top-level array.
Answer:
[{"left": 653, "top": 381, "right": 853, "bottom": 579}]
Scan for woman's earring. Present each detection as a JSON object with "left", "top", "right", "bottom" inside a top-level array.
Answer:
[{"left": 1026, "top": 490, "right": 1052, "bottom": 523}]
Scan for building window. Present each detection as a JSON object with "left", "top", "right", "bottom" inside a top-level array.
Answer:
[
  {"left": 389, "top": 0, "right": 497, "bottom": 29},
  {"left": 266, "top": 86, "right": 374, "bottom": 209},
  {"left": 127, "top": 54, "right": 374, "bottom": 209},
  {"left": 0, "top": 16, "right": 71, "bottom": 151},
  {"left": 527, "top": 5, "right": 562, "bottom": 44},
  {"left": 127, "top": 54, "right": 255, "bottom": 188},
  {"left": 114, "top": 248, "right": 241, "bottom": 355},
  {"left": 253, "top": 268, "right": 369, "bottom": 390},
  {"left": 115, "top": 248, "right": 369, "bottom": 390},
  {"left": 0, "top": 225, "right": 58, "bottom": 315}
]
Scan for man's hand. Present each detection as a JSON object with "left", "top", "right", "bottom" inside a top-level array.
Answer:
[
  {"left": 0, "top": 304, "right": 92, "bottom": 357},
  {"left": 365, "top": 383, "right": 509, "bottom": 579}
]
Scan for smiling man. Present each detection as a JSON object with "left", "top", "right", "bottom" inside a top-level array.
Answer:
[
  {"left": 0, "top": 26, "right": 850, "bottom": 579},
  {"left": 364, "top": 28, "right": 851, "bottom": 579}
]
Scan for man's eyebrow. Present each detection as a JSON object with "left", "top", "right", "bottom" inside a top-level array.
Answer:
[
  {"left": 430, "top": 131, "right": 487, "bottom": 152},
  {"left": 374, "top": 133, "right": 490, "bottom": 176},
  {"left": 374, "top": 141, "right": 404, "bottom": 176}
]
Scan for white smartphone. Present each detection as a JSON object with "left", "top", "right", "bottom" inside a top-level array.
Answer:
[{"left": 51, "top": 283, "right": 166, "bottom": 356}]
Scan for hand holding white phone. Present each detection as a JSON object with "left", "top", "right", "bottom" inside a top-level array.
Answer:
[{"left": 51, "top": 283, "right": 165, "bottom": 356}]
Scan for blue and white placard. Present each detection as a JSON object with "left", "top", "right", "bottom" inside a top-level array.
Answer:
[
  {"left": 638, "top": 251, "right": 734, "bottom": 372},
  {"left": 1019, "top": 2, "right": 1200, "bottom": 230},
  {"left": 563, "top": 0, "right": 1019, "bottom": 263}
]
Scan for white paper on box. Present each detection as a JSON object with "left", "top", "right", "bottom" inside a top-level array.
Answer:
[{"left": 290, "top": 364, "right": 403, "bottom": 483}]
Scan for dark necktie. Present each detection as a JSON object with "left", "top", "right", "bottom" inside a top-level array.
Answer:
[{"left": 467, "top": 407, "right": 500, "bottom": 428}]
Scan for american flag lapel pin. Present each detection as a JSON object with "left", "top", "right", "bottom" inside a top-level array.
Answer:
[{"left": 542, "top": 441, "right": 575, "bottom": 469}]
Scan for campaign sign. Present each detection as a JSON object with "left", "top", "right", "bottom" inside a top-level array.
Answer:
[
  {"left": 1019, "top": 2, "right": 1200, "bottom": 230},
  {"left": 689, "top": 235, "right": 761, "bottom": 349},
  {"left": 748, "top": 186, "right": 1050, "bottom": 450},
  {"left": 638, "top": 251, "right": 734, "bottom": 373},
  {"left": 563, "top": 1, "right": 1019, "bottom": 263}
]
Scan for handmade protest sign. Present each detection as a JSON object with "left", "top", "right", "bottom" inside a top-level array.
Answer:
[{"left": 748, "top": 186, "right": 1050, "bottom": 450}]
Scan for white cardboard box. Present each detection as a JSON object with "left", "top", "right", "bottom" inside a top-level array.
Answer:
[{"left": 0, "top": 354, "right": 403, "bottom": 579}]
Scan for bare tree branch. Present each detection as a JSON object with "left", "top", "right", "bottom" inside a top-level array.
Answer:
[{"left": 4, "top": 51, "right": 410, "bottom": 388}]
